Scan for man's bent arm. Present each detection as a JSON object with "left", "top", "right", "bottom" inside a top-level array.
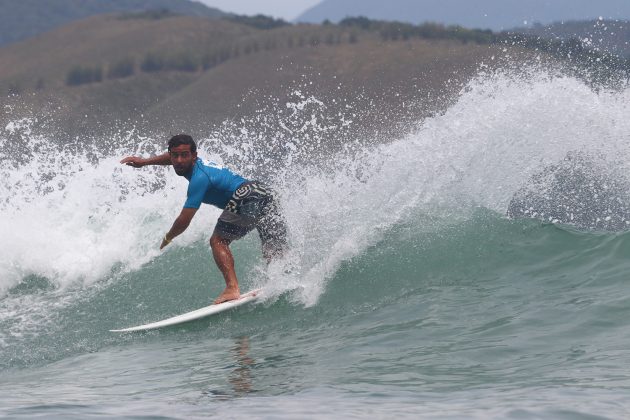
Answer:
[
  {"left": 121, "top": 153, "right": 172, "bottom": 168},
  {"left": 161, "top": 208, "right": 198, "bottom": 249}
]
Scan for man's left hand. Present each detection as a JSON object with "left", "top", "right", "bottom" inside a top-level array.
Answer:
[{"left": 160, "top": 236, "right": 171, "bottom": 250}]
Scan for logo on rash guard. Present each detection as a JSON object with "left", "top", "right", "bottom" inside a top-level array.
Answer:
[{"left": 203, "top": 159, "right": 224, "bottom": 169}]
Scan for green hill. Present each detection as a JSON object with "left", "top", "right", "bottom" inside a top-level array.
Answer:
[{"left": 0, "top": 0, "right": 227, "bottom": 46}]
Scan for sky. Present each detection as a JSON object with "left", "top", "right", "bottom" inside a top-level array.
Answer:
[{"left": 197, "top": 0, "right": 321, "bottom": 21}]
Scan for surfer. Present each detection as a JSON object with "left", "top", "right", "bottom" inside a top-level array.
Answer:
[{"left": 120, "top": 134, "right": 287, "bottom": 304}]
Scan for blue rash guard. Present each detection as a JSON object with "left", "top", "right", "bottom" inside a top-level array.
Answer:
[{"left": 183, "top": 158, "right": 248, "bottom": 209}]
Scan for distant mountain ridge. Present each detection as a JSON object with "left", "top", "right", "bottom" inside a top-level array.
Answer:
[
  {"left": 297, "top": 0, "right": 630, "bottom": 31},
  {"left": 0, "top": 0, "right": 227, "bottom": 46}
]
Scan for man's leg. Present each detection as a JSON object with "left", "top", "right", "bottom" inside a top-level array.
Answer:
[
  {"left": 210, "top": 232, "right": 241, "bottom": 304},
  {"left": 258, "top": 201, "right": 288, "bottom": 263}
]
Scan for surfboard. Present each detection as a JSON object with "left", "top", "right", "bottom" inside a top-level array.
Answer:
[{"left": 110, "top": 288, "right": 262, "bottom": 333}]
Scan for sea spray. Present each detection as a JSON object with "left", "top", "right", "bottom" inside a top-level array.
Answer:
[{"left": 1, "top": 65, "right": 630, "bottom": 361}]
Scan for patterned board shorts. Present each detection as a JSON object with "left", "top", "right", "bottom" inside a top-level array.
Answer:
[{"left": 214, "top": 181, "right": 288, "bottom": 257}]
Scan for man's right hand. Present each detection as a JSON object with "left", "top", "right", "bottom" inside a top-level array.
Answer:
[{"left": 120, "top": 156, "right": 145, "bottom": 168}]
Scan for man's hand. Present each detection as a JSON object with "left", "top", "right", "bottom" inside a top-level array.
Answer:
[
  {"left": 160, "top": 235, "right": 171, "bottom": 250},
  {"left": 120, "top": 156, "right": 145, "bottom": 168},
  {"left": 159, "top": 209, "right": 197, "bottom": 250}
]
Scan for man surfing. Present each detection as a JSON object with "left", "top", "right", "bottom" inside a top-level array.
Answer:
[{"left": 121, "top": 134, "right": 287, "bottom": 304}]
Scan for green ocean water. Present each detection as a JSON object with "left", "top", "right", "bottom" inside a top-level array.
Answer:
[
  {"left": 2, "top": 70, "right": 630, "bottom": 418},
  {"left": 2, "top": 212, "right": 630, "bottom": 418}
]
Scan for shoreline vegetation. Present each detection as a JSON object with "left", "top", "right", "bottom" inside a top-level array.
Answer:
[
  {"left": 63, "top": 14, "right": 630, "bottom": 89},
  {"left": 4, "top": 11, "right": 627, "bottom": 93}
]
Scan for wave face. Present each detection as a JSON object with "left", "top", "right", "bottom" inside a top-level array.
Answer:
[{"left": 2, "top": 69, "right": 630, "bottom": 418}]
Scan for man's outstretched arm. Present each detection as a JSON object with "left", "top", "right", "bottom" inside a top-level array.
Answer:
[
  {"left": 160, "top": 207, "right": 198, "bottom": 249},
  {"left": 121, "top": 153, "right": 171, "bottom": 168}
]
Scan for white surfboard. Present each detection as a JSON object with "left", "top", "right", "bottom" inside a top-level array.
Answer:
[{"left": 110, "top": 289, "right": 262, "bottom": 332}]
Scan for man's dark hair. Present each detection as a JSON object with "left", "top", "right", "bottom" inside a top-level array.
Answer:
[{"left": 168, "top": 134, "right": 196, "bottom": 153}]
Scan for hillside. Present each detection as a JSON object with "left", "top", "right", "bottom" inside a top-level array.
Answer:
[
  {"left": 0, "top": 13, "right": 599, "bottom": 145},
  {"left": 518, "top": 19, "right": 630, "bottom": 57},
  {"left": 297, "top": 0, "right": 630, "bottom": 31},
  {"left": 0, "top": 0, "right": 227, "bottom": 46}
]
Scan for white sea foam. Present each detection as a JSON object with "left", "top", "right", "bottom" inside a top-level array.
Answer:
[
  {"left": 261, "top": 69, "right": 630, "bottom": 306},
  {"left": 0, "top": 126, "right": 218, "bottom": 296},
  {"left": 1, "top": 67, "right": 629, "bottom": 324}
]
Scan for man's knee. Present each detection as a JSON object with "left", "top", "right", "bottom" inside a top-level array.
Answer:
[{"left": 210, "top": 233, "right": 231, "bottom": 250}]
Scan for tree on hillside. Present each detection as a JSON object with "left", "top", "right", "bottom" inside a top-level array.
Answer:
[
  {"left": 141, "top": 53, "right": 165, "bottom": 73},
  {"left": 108, "top": 57, "right": 135, "bottom": 79},
  {"left": 66, "top": 65, "right": 103, "bottom": 86},
  {"left": 227, "top": 14, "right": 289, "bottom": 30}
]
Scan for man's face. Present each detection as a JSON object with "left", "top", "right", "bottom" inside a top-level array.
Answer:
[{"left": 169, "top": 144, "right": 197, "bottom": 176}]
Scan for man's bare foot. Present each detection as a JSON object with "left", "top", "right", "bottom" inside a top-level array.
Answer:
[{"left": 214, "top": 287, "right": 240, "bottom": 304}]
